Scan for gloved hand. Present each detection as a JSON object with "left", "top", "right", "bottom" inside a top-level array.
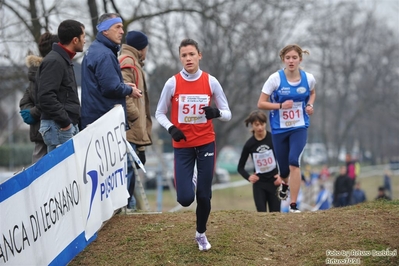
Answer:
[
  {"left": 168, "top": 125, "right": 187, "bottom": 142},
  {"left": 19, "top": 109, "right": 37, "bottom": 125},
  {"left": 201, "top": 106, "right": 221, "bottom": 120},
  {"left": 138, "top": 150, "right": 146, "bottom": 166}
]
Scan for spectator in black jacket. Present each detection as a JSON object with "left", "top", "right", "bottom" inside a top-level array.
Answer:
[
  {"left": 333, "top": 166, "right": 353, "bottom": 207},
  {"left": 37, "top": 20, "right": 85, "bottom": 152},
  {"left": 375, "top": 186, "right": 391, "bottom": 201},
  {"left": 19, "top": 32, "right": 59, "bottom": 163}
]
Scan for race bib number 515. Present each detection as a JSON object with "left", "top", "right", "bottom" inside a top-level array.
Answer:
[{"left": 178, "top": 94, "right": 209, "bottom": 124}]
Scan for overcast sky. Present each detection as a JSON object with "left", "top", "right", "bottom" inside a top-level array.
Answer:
[
  {"left": 0, "top": 0, "right": 397, "bottom": 66},
  {"left": 362, "top": 0, "right": 399, "bottom": 28}
]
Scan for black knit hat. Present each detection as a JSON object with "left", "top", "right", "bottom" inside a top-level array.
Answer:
[{"left": 126, "top": 31, "right": 148, "bottom": 50}]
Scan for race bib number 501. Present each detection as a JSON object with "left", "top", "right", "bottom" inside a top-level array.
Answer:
[{"left": 279, "top": 102, "right": 305, "bottom": 128}]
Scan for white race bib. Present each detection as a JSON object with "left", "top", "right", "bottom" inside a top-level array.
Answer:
[
  {"left": 252, "top": 150, "right": 277, "bottom": 174},
  {"left": 279, "top": 102, "right": 305, "bottom": 128},
  {"left": 178, "top": 94, "right": 210, "bottom": 124}
]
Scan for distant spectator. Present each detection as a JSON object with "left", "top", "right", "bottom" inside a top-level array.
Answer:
[
  {"left": 333, "top": 166, "right": 352, "bottom": 207},
  {"left": 319, "top": 165, "right": 331, "bottom": 181},
  {"left": 375, "top": 186, "right": 391, "bottom": 201},
  {"left": 345, "top": 153, "right": 357, "bottom": 187},
  {"left": 351, "top": 182, "right": 367, "bottom": 204},
  {"left": 383, "top": 169, "right": 392, "bottom": 199},
  {"left": 313, "top": 184, "right": 331, "bottom": 211}
]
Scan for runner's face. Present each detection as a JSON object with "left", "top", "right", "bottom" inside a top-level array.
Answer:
[
  {"left": 103, "top": 22, "right": 124, "bottom": 44},
  {"left": 252, "top": 121, "right": 266, "bottom": 135},
  {"left": 283, "top": 50, "right": 302, "bottom": 72},
  {"left": 179, "top": 45, "right": 202, "bottom": 74}
]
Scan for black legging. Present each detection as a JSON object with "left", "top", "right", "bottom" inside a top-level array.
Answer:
[{"left": 252, "top": 181, "right": 281, "bottom": 212}]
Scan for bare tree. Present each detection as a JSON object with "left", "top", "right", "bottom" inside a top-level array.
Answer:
[
  {"left": 144, "top": 0, "right": 315, "bottom": 153},
  {"left": 1, "top": 0, "right": 397, "bottom": 166},
  {"left": 306, "top": 2, "right": 399, "bottom": 164}
]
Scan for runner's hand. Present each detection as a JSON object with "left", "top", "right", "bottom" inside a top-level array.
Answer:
[
  {"left": 168, "top": 125, "right": 187, "bottom": 142},
  {"left": 201, "top": 106, "right": 221, "bottom": 120}
]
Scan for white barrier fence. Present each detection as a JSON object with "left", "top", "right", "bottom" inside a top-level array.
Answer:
[{"left": 0, "top": 106, "right": 129, "bottom": 266}]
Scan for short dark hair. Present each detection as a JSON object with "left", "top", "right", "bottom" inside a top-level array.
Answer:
[
  {"left": 38, "top": 32, "right": 59, "bottom": 57},
  {"left": 58, "top": 20, "right": 85, "bottom": 45},
  {"left": 179, "top": 38, "right": 200, "bottom": 53}
]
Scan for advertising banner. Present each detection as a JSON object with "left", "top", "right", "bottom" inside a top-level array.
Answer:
[{"left": 0, "top": 106, "right": 129, "bottom": 265}]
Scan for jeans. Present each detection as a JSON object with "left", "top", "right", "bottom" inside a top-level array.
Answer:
[
  {"left": 39, "top": 120, "right": 79, "bottom": 152},
  {"left": 336, "top": 193, "right": 349, "bottom": 207}
]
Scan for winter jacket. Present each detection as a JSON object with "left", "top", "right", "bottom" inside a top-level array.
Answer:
[
  {"left": 36, "top": 43, "right": 80, "bottom": 128},
  {"left": 119, "top": 44, "right": 152, "bottom": 148},
  {"left": 80, "top": 33, "right": 133, "bottom": 129},
  {"left": 19, "top": 55, "right": 44, "bottom": 142}
]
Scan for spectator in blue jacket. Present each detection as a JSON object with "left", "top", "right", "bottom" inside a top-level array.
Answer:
[
  {"left": 351, "top": 182, "right": 367, "bottom": 204},
  {"left": 313, "top": 184, "right": 331, "bottom": 211},
  {"left": 80, "top": 13, "right": 142, "bottom": 129}
]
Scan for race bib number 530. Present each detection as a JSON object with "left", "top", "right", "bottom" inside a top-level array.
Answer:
[{"left": 253, "top": 150, "right": 276, "bottom": 174}]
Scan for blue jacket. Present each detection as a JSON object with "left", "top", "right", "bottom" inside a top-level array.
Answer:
[{"left": 81, "top": 32, "right": 132, "bottom": 128}]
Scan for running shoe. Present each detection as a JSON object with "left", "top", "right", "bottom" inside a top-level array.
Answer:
[
  {"left": 277, "top": 183, "right": 289, "bottom": 200},
  {"left": 195, "top": 232, "right": 211, "bottom": 251},
  {"left": 289, "top": 202, "right": 301, "bottom": 213}
]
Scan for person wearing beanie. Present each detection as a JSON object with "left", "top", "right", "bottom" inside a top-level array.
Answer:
[
  {"left": 125, "top": 30, "right": 148, "bottom": 50},
  {"left": 118, "top": 30, "right": 152, "bottom": 211}
]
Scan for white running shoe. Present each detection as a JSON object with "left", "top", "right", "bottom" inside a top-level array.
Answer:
[
  {"left": 195, "top": 232, "right": 211, "bottom": 251},
  {"left": 289, "top": 203, "right": 301, "bottom": 213}
]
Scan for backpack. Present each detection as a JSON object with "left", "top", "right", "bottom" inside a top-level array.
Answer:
[{"left": 119, "top": 55, "right": 140, "bottom": 87}]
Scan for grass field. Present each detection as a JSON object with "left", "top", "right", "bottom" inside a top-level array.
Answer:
[
  {"left": 143, "top": 173, "right": 399, "bottom": 213},
  {"left": 70, "top": 200, "right": 399, "bottom": 266},
  {"left": 68, "top": 171, "right": 399, "bottom": 266}
]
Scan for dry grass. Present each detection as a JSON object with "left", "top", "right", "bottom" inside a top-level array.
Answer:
[
  {"left": 69, "top": 173, "right": 399, "bottom": 266},
  {"left": 69, "top": 201, "right": 399, "bottom": 266}
]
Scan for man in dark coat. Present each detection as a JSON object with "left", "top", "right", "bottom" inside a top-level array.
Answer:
[{"left": 36, "top": 19, "right": 85, "bottom": 152}]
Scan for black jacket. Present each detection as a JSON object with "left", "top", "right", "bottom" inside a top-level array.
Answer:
[
  {"left": 237, "top": 132, "right": 279, "bottom": 182},
  {"left": 19, "top": 55, "right": 44, "bottom": 142},
  {"left": 333, "top": 174, "right": 352, "bottom": 196},
  {"left": 36, "top": 43, "right": 80, "bottom": 128}
]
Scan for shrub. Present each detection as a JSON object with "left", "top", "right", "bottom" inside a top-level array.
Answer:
[{"left": 0, "top": 143, "right": 34, "bottom": 167}]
